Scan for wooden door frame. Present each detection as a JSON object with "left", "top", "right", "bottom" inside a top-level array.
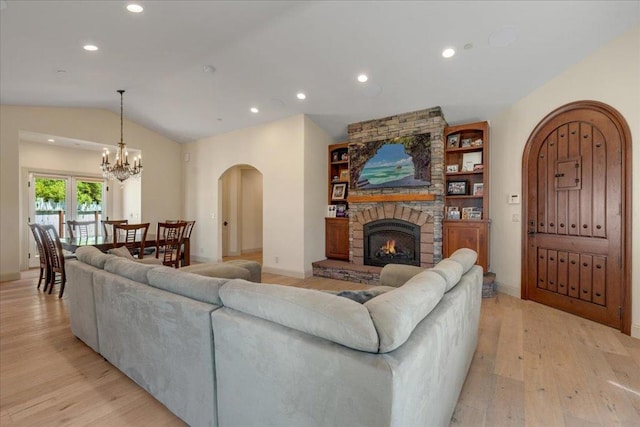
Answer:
[{"left": 521, "top": 100, "right": 632, "bottom": 335}]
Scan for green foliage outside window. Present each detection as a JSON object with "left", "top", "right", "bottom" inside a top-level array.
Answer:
[{"left": 36, "top": 179, "right": 102, "bottom": 205}]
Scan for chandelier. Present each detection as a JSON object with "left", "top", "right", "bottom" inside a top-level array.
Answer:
[{"left": 101, "top": 89, "right": 142, "bottom": 182}]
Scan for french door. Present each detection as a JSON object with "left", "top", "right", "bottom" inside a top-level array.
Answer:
[{"left": 27, "top": 173, "right": 106, "bottom": 267}]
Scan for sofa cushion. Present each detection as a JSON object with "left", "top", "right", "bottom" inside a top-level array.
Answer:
[
  {"left": 103, "top": 257, "right": 159, "bottom": 284},
  {"left": 449, "top": 248, "right": 478, "bottom": 274},
  {"left": 430, "top": 259, "right": 464, "bottom": 292},
  {"left": 219, "top": 280, "right": 379, "bottom": 352},
  {"left": 379, "top": 264, "right": 424, "bottom": 288},
  {"left": 181, "top": 263, "right": 251, "bottom": 281},
  {"left": 365, "top": 270, "right": 446, "bottom": 353},
  {"left": 75, "top": 246, "right": 115, "bottom": 269},
  {"left": 108, "top": 245, "right": 136, "bottom": 260},
  {"left": 147, "top": 266, "right": 230, "bottom": 306}
]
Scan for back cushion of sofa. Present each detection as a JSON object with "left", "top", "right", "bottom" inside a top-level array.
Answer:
[
  {"left": 147, "top": 267, "right": 229, "bottom": 306},
  {"left": 103, "top": 258, "right": 159, "bottom": 284},
  {"left": 365, "top": 270, "right": 446, "bottom": 353},
  {"left": 430, "top": 259, "right": 464, "bottom": 292},
  {"left": 219, "top": 280, "right": 379, "bottom": 352},
  {"left": 449, "top": 248, "right": 478, "bottom": 274},
  {"left": 75, "top": 246, "right": 115, "bottom": 269}
]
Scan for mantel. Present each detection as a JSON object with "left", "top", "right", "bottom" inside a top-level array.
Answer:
[{"left": 347, "top": 193, "right": 437, "bottom": 203}]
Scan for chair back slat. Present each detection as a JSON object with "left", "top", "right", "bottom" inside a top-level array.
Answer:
[
  {"left": 113, "top": 223, "right": 150, "bottom": 258},
  {"left": 41, "top": 224, "right": 68, "bottom": 297},
  {"left": 101, "top": 219, "right": 128, "bottom": 237},
  {"left": 156, "top": 222, "right": 186, "bottom": 268},
  {"left": 67, "top": 220, "right": 96, "bottom": 239}
]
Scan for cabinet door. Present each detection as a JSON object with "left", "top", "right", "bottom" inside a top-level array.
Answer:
[
  {"left": 325, "top": 218, "right": 349, "bottom": 260},
  {"left": 443, "top": 220, "right": 489, "bottom": 272}
]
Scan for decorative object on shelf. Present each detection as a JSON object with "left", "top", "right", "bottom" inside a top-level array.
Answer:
[
  {"left": 468, "top": 210, "right": 482, "bottom": 220},
  {"left": 447, "top": 180, "right": 468, "bottom": 195},
  {"left": 446, "top": 164, "right": 459, "bottom": 173},
  {"left": 336, "top": 204, "right": 348, "bottom": 217},
  {"left": 461, "top": 138, "right": 472, "bottom": 148},
  {"left": 446, "top": 206, "right": 461, "bottom": 220},
  {"left": 331, "top": 183, "right": 347, "bottom": 200},
  {"left": 471, "top": 138, "right": 483, "bottom": 147},
  {"left": 461, "top": 152, "right": 482, "bottom": 171},
  {"left": 101, "top": 90, "right": 143, "bottom": 182},
  {"left": 332, "top": 152, "right": 339, "bottom": 162},
  {"left": 327, "top": 205, "right": 337, "bottom": 218},
  {"left": 339, "top": 169, "right": 349, "bottom": 181},
  {"left": 341, "top": 153, "right": 349, "bottom": 161},
  {"left": 473, "top": 163, "right": 484, "bottom": 171},
  {"left": 473, "top": 183, "right": 484, "bottom": 196},
  {"left": 447, "top": 133, "right": 460, "bottom": 148}
]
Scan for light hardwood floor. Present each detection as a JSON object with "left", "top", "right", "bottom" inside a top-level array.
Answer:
[{"left": 1, "top": 264, "right": 639, "bottom": 426}]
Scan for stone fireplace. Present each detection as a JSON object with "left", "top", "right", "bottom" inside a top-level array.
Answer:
[{"left": 348, "top": 107, "right": 446, "bottom": 269}]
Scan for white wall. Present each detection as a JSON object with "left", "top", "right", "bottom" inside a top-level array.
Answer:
[
  {"left": 0, "top": 106, "right": 182, "bottom": 280},
  {"left": 182, "top": 114, "right": 333, "bottom": 277},
  {"left": 489, "top": 26, "right": 640, "bottom": 337},
  {"left": 241, "top": 167, "right": 263, "bottom": 252}
]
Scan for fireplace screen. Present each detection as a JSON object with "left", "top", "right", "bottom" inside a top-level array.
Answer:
[{"left": 364, "top": 220, "right": 420, "bottom": 267}]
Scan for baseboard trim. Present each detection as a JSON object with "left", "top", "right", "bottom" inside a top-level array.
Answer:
[
  {"left": 0, "top": 272, "right": 21, "bottom": 282},
  {"left": 262, "top": 266, "right": 306, "bottom": 279},
  {"left": 631, "top": 323, "right": 640, "bottom": 339},
  {"left": 241, "top": 248, "right": 262, "bottom": 255},
  {"left": 495, "top": 281, "right": 521, "bottom": 298}
]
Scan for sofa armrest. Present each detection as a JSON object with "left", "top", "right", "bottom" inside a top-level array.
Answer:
[{"left": 379, "top": 264, "right": 425, "bottom": 287}]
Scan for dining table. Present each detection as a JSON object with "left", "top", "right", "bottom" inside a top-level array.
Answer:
[{"left": 60, "top": 235, "right": 191, "bottom": 266}]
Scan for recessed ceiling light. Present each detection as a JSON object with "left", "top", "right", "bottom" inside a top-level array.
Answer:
[
  {"left": 126, "top": 4, "right": 144, "bottom": 13},
  {"left": 250, "top": 107, "right": 259, "bottom": 113},
  {"left": 442, "top": 48, "right": 455, "bottom": 58},
  {"left": 47, "top": 139, "right": 55, "bottom": 143},
  {"left": 357, "top": 74, "right": 368, "bottom": 83},
  {"left": 296, "top": 92, "right": 306, "bottom": 100},
  {"left": 83, "top": 44, "right": 99, "bottom": 51},
  {"left": 464, "top": 43, "right": 473, "bottom": 50}
]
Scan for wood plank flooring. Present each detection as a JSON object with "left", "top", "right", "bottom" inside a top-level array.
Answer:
[{"left": 1, "top": 264, "right": 638, "bottom": 426}]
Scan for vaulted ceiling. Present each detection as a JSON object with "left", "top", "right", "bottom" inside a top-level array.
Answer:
[{"left": 1, "top": 1, "right": 638, "bottom": 143}]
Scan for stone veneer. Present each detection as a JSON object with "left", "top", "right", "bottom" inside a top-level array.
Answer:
[{"left": 348, "top": 106, "right": 447, "bottom": 268}]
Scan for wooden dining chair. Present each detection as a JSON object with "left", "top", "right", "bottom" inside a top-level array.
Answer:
[
  {"left": 101, "top": 219, "right": 128, "bottom": 238},
  {"left": 164, "top": 220, "right": 195, "bottom": 266},
  {"left": 66, "top": 220, "right": 96, "bottom": 239},
  {"left": 155, "top": 222, "right": 186, "bottom": 268},
  {"left": 41, "top": 224, "right": 69, "bottom": 298},
  {"left": 28, "top": 223, "right": 50, "bottom": 291},
  {"left": 113, "top": 223, "right": 151, "bottom": 259}
]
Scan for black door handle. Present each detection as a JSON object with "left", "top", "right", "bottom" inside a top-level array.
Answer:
[
  {"left": 528, "top": 231, "right": 536, "bottom": 235},
  {"left": 223, "top": 221, "right": 228, "bottom": 226}
]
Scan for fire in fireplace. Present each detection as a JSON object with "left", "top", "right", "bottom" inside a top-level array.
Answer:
[{"left": 364, "top": 220, "right": 420, "bottom": 267}]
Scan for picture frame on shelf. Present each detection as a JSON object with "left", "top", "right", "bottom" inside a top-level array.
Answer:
[
  {"left": 461, "top": 138, "right": 472, "bottom": 148},
  {"left": 336, "top": 204, "right": 348, "bottom": 217},
  {"left": 468, "top": 210, "right": 482, "bottom": 220},
  {"left": 461, "top": 207, "right": 475, "bottom": 220},
  {"left": 473, "top": 163, "right": 484, "bottom": 171},
  {"left": 332, "top": 152, "right": 339, "bottom": 162},
  {"left": 446, "top": 164, "right": 459, "bottom": 173},
  {"left": 446, "top": 206, "right": 460, "bottom": 220},
  {"left": 331, "top": 183, "right": 347, "bottom": 200},
  {"left": 339, "top": 169, "right": 349, "bottom": 181},
  {"left": 447, "top": 180, "right": 468, "bottom": 195},
  {"left": 462, "top": 152, "right": 482, "bottom": 171},
  {"left": 447, "top": 134, "right": 460, "bottom": 148},
  {"left": 327, "top": 205, "right": 337, "bottom": 218},
  {"left": 473, "top": 183, "right": 484, "bottom": 196},
  {"left": 471, "top": 138, "right": 483, "bottom": 147}
]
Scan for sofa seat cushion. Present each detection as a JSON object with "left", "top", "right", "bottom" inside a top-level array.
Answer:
[
  {"left": 103, "top": 258, "right": 160, "bottom": 284},
  {"left": 430, "top": 259, "right": 464, "bottom": 292},
  {"left": 365, "top": 270, "right": 446, "bottom": 353},
  {"left": 147, "top": 266, "right": 230, "bottom": 306},
  {"left": 75, "top": 246, "right": 115, "bottom": 269},
  {"left": 219, "top": 280, "right": 379, "bottom": 352},
  {"left": 181, "top": 260, "right": 259, "bottom": 282}
]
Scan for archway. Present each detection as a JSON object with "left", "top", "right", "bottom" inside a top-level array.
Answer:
[{"left": 218, "top": 164, "right": 263, "bottom": 259}]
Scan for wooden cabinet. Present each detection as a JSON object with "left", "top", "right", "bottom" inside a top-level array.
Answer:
[
  {"left": 325, "top": 217, "right": 349, "bottom": 260},
  {"left": 326, "top": 143, "right": 350, "bottom": 260},
  {"left": 443, "top": 121, "right": 490, "bottom": 271}
]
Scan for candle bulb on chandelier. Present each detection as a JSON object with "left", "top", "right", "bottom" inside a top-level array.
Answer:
[{"left": 138, "top": 154, "right": 142, "bottom": 167}]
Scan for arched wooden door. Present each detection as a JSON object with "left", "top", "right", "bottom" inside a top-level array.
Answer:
[{"left": 522, "top": 100, "right": 631, "bottom": 333}]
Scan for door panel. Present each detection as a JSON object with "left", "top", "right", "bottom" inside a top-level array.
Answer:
[{"left": 523, "top": 102, "right": 630, "bottom": 331}]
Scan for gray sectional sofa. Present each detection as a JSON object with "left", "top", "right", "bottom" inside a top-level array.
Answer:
[{"left": 66, "top": 246, "right": 482, "bottom": 427}]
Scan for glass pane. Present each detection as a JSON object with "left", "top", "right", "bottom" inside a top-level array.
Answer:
[
  {"left": 75, "top": 179, "right": 103, "bottom": 237},
  {"left": 34, "top": 177, "right": 67, "bottom": 238}
]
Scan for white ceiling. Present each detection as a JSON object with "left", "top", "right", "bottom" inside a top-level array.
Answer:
[{"left": 1, "top": 1, "right": 638, "bottom": 144}]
